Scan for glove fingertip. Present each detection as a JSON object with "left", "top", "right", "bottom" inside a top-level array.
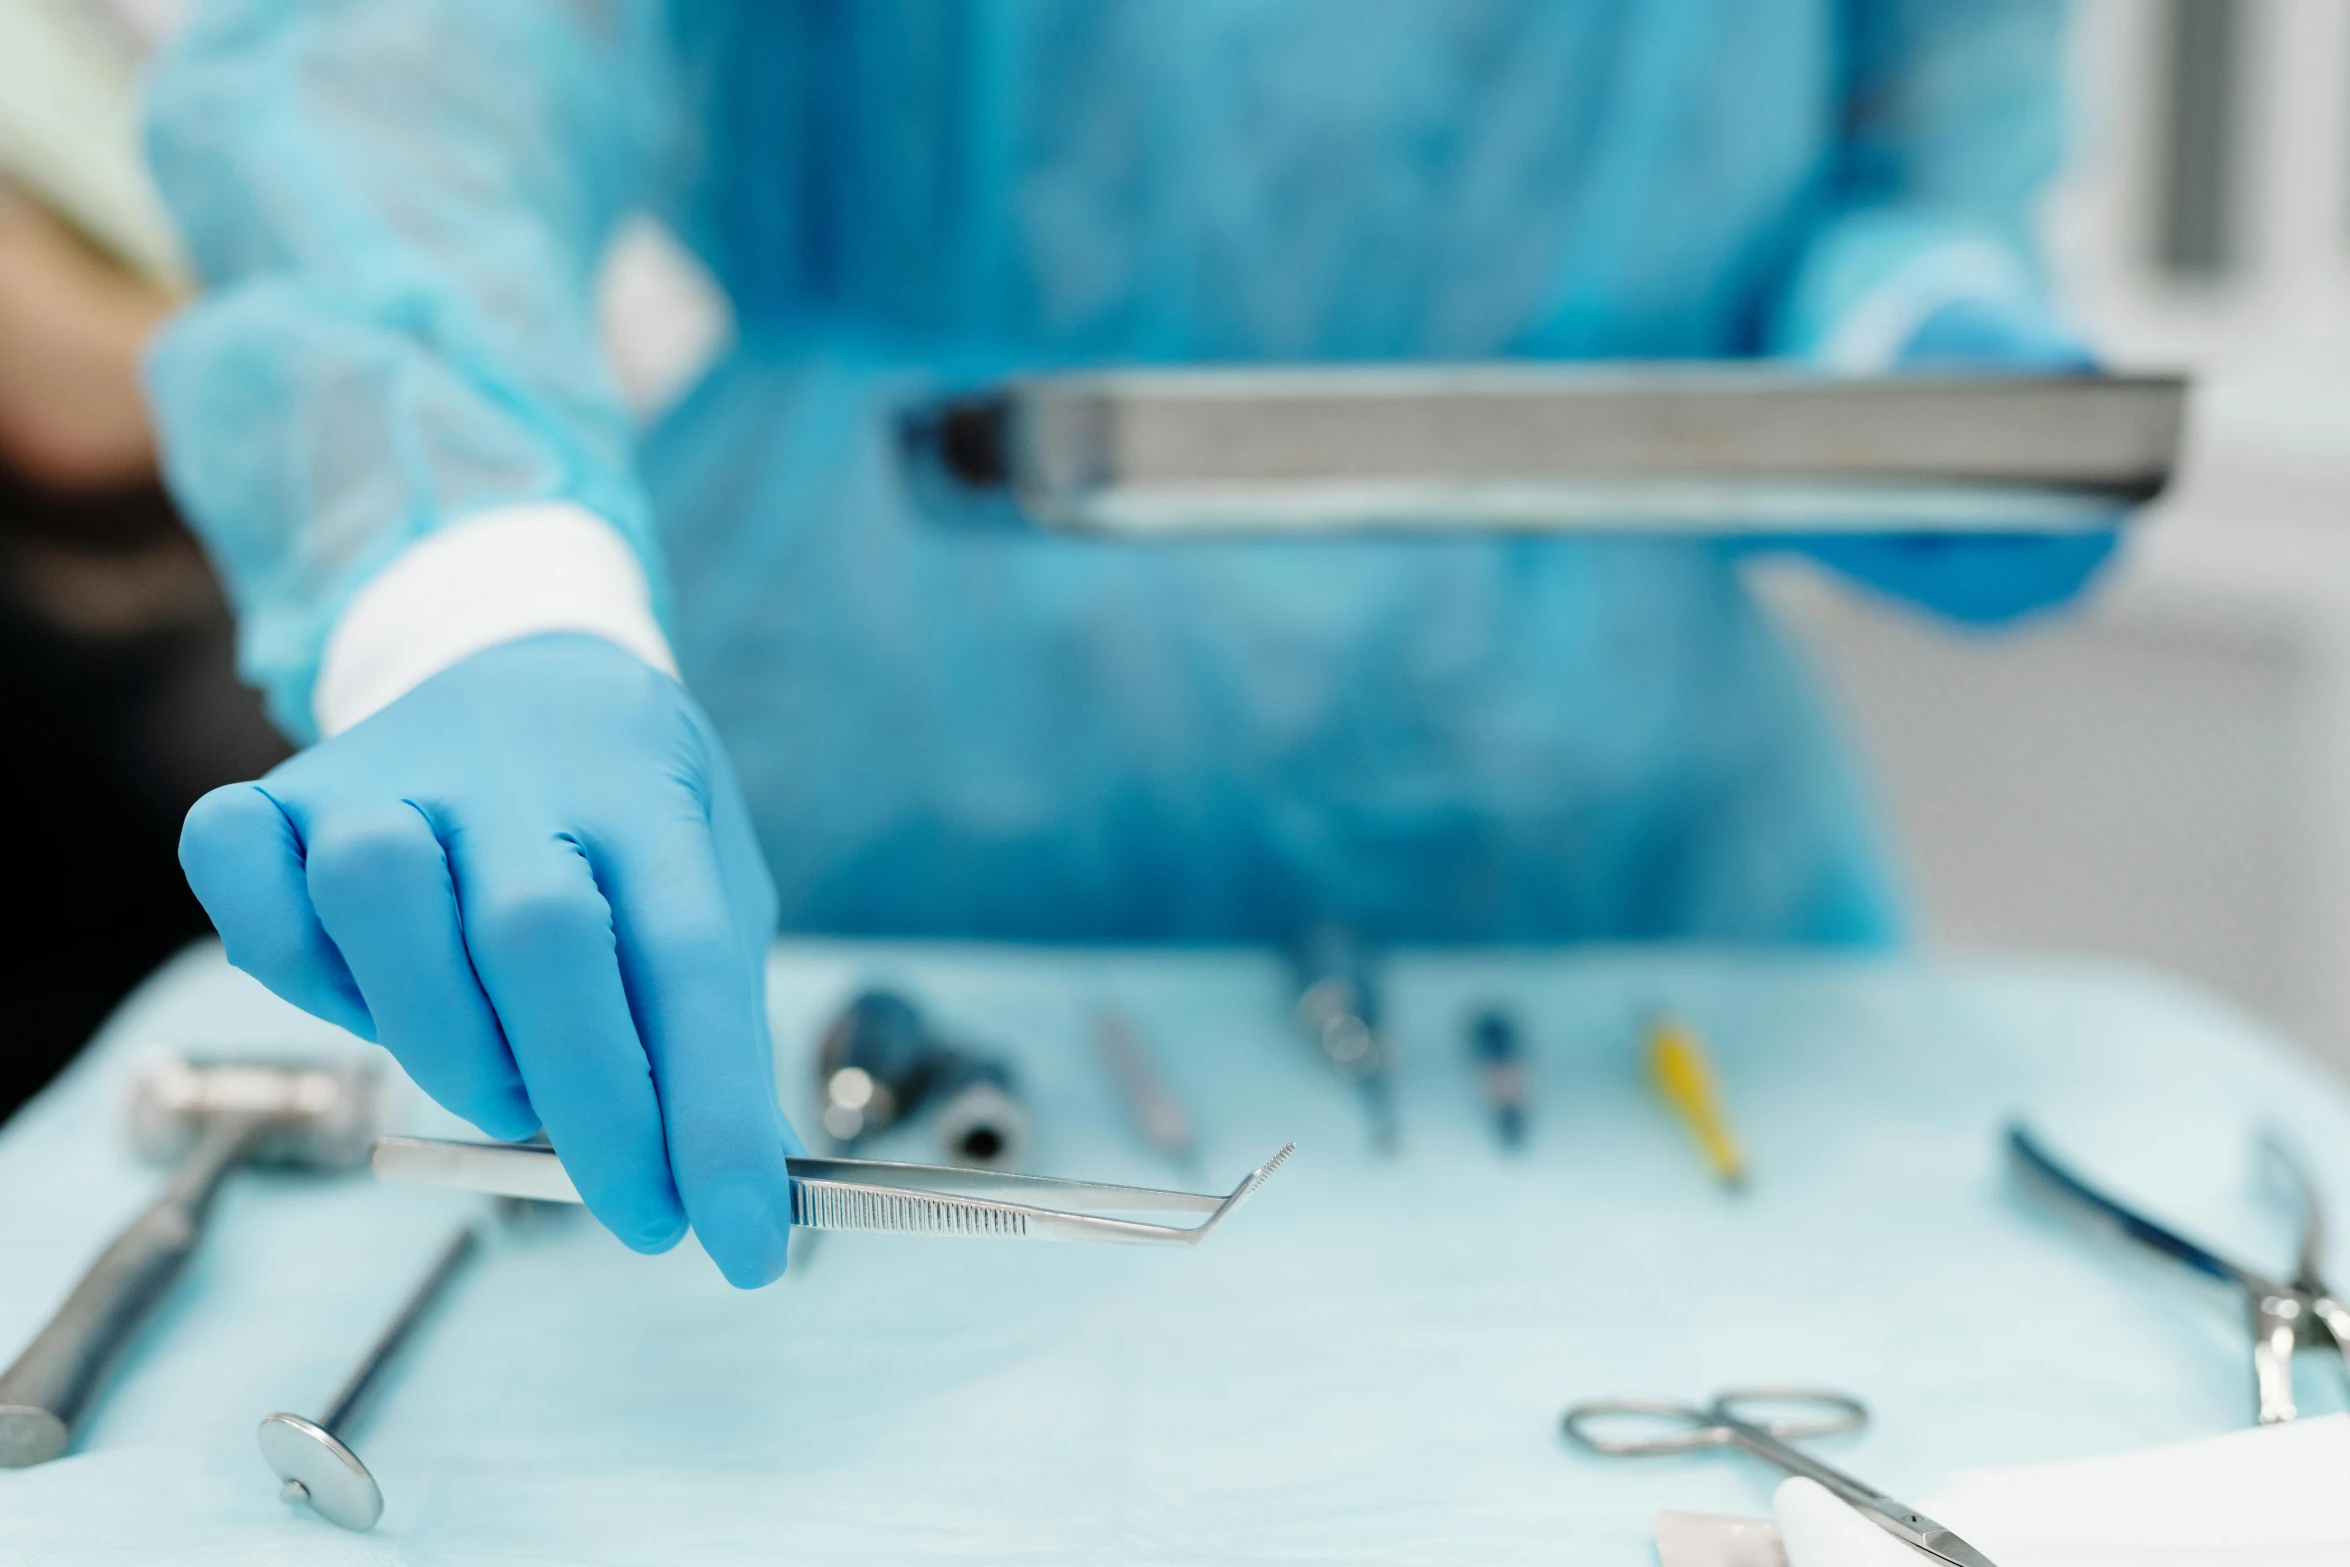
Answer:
[
  {"left": 179, "top": 782, "right": 376, "bottom": 1040},
  {"left": 468, "top": 1097, "right": 543, "bottom": 1145},
  {"left": 693, "top": 1176, "right": 794, "bottom": 1289},
  {"left": 621, "top": 1212, "right": 692, "bottom": 1257}
]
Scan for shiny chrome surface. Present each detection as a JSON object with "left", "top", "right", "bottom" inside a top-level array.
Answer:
[
  {"left": 257, "top": 1414, "right": 382, "bottom": 1532},
  {"left": 916, "top": 365, "right": 2187, "bottom": 537}
]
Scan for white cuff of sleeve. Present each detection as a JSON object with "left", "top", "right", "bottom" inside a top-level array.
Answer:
[
  {"left": 313, "top": 502, "right": 679, "bottom": 737},
  {"left": 1813, "top": 239, "right": 2037, "bottom": 375}
]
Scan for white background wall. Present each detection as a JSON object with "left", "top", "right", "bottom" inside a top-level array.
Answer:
[{"left": 1770, "top": 0, "right": 2350, "bottom": 1067}]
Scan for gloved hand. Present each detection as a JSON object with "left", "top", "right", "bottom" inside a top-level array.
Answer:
[
  {"left": 179, "top": 633, "right": 798, "bottom": 1286},
  {"left": 1773, "top": 298, "right": 2120, "bottom": 626}
]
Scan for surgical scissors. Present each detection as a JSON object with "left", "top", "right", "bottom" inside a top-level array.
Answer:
[
  {"left": 2009, "top": 1123, "right": 2350, "bottom": 1424},
  {"left": 371, "top": 1136, "right": 1291, "bottom": 1245},
  {"left": 1561, "top": 1387, "right": 1998, "bottom": 1567}
]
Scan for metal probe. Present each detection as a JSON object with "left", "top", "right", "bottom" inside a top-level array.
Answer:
[
  {"left": 257, "top": 1224, "right": 481, "bottom": 1531},
  {"left": 1291, "top": 924, "right": 1399, "bottom": 1155}
]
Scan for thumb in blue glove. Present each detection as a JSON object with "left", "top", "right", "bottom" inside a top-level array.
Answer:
[
  {"left": 179, "top": 633, "right": 798, "bottom": 1287},
  {"left": 1772, "top": 297, "right": 2121, "bottom": 626}
]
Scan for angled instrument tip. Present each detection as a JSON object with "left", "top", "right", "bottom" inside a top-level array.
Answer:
[{"left": 1181, "top": 1143, "right": 1297, "bottom": 1247}]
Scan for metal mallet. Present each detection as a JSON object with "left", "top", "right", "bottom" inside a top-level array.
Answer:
[
  {"left": 0, "top": 1056, "right": 383, "bottom": 1467},
  {"left": 260, "top": 1224, "right": 480, "bottom": 1531}
]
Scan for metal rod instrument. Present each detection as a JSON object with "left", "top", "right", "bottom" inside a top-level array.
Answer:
[
  {"left": 1291, "top": 924, "right": 1398, "bottom": 1155},
  {"left": 258, "top": 1224, "right": 481, "bottom": 1531},
  {"left": 373, "top": 1137, "right": 1292, "bottom": 1245},
  {"left": 1093, "top": 1008, "right": 1202, "bottom": 1172},
  {"left": 1562, "top": 1386, "right": 1997, "bottom": 1567}
]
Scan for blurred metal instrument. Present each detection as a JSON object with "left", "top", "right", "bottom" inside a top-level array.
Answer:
[
  {"left": 0, "top": 1057, "right": 383, "bottom": 1468},
  {"left": 816, "top": 990, "right": 934, "bottom": 1148},
  {"left": 1291, "top": 924, "right": 1398, "bottom": 1155},
  {"left": 1562, "top": 1387, "right": 1996, "bottom": 1567},
  {"left": 2008, "top": 1123, "right": 2350, "bottom": 1425},
  {"left": 904, "top": 364, "right": 2185, "bottom": 538},
  {"left": 926, "top": 1049, "right": 1028, "bottom": 1170},
  {"left": 1466, "top": 1009, "right": 1528, "bottom": 1150},
  {"left": 815, "top": 988, "right": 1030, "bottom": 1169},
  {"left": 258, "top": 1224, "right": 481, "bottom": 1531},
  {"left": 372, "top": 1137, "right": 1292, "bottom": 1246},
  {"left": 1093, "top": 1008, "right": 1201, "bottom": 1172}
]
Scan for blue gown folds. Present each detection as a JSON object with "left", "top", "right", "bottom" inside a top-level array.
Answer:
[{"left": 143, "top": 0, "right": 2088, "bottom": 946}]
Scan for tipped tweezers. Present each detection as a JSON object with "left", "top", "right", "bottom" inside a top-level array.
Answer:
[{"left": 371, "top": 1136, "right": 1292, "bottom": 1246}]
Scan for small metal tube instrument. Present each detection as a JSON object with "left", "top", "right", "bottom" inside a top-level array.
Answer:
[
  {"left": 1291, "top": 924, "right": 1398, "bottom": 1155},
  {"left": 1467, "top": 1010, "right": 1528, "bottom": 1150},
  {"left": 257, "top": 1224, "right": 482, "bottom": 1531},
  {"left": 372, "top": 1137, "right": 1292, "bottom": 1246},
  {"left": 926, "top": 1049, "right": 1028, "bottom": 1170},
  {"left": 815, "top": 989, "right": 1029, "bottom": 1169}
]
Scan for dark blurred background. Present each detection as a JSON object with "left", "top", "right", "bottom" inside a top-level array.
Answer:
[
  {"left": 1, "top": 0, "right": 288, "bottom": 1122},
  {"left": 0, "top": 191, "right": 287, "bottom": 1122}
]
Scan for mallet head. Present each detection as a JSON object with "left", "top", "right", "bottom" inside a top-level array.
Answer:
[{"left": 121, "top": 1057, "right": 384, "bottom": 1168}]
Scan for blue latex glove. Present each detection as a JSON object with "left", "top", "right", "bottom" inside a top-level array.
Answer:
[
  {"left": 1780, "top": 299, "right": 2121, "bottom": 626},
  {"left": 179, "top": 633, "right": 798, "bottom": 1287}
]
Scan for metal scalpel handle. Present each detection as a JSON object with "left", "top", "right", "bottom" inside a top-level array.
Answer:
[{"left": 0, "top": 1113, "right": 263, "bottom": 1466}]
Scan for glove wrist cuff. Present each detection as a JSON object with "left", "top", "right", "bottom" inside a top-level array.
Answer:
[
  {"left": 1812, "top": 238, "right": 2037, "bottom": 373},
  {"left": 314, "top": 502, "right": 679, "bottom": 736}
]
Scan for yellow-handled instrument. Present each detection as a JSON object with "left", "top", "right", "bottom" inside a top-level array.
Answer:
[{"left": 1646, "top": 1015, "right": 1747, "bottom": 1189}]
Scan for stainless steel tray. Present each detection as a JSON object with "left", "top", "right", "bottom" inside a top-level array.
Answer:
[{"left": 905, "top": 364, "right": 2188, "bottom": 537}]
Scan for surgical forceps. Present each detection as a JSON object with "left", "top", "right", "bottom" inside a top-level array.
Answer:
[
  {"left": 2008, "top": 1123, "right": 2350, "bottom": 1424},
  {"left": 372, "top": 1137, "right": 1292, "bottom": 1245},
  {"left": 1561, "top": 1388, "right": 1998, "bottom": 1567}
]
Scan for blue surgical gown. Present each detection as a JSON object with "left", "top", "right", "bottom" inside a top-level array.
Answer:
[{"left": 141, "top": 0, "right": 2080, "bottom": 947}]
